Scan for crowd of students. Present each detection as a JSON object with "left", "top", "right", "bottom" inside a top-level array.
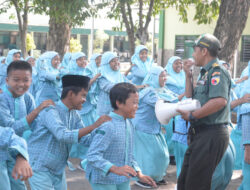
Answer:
[{"left": 0, "top": 42, "right": 249, "bottom": 190}]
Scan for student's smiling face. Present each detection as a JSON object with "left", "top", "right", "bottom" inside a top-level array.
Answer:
[
  {"left": 70, "top": 88, "right": 88, "bottom": 110},
  {"left": 116, "top": 92, "right": 139, "bottom": 119},
  {"left": 51, "top": 55, "right": 60, "bottom": 69},
  {"left": 109, "top": 58, "right": 120, "bottom": 71},
  {"left": 6, "top": 70, "right": 32, "bottom": 97},
  {"left": 159, "top": 71, "right": 167, "bottom": 87}
]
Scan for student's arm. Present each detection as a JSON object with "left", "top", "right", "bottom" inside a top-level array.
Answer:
[
  {"left": 98, "top": 77, "right": 115, "bottom": 93},
  {"left": 131, "top": 65, "right": 147, "bottom": 78},
  {"left": 0, "top": 127, "right": 29, "bottom": 161},
  {"left": 73, "top": 112, "right": 111, "bottom": 146},
  {"left": 12, "top": 154, "right": 33, "bottom": 181},
  {"left": 144, "top": 89, "right": 158, "bottom": 107},
  {"left": 42, "top": 108, "right": 79, "bottom": 144},
  {"left": 89, "top": 73, "right": 101, "bottom": 87},
  {"left": 39, "top": 65, "right": 59, "bottom": 81},
  {"left": 230, "top": 93, "right": 250, "bottom": 110},
  {"left": 183, "top": 60, "right": 194, "bottom": 98},
  {"left": 235, "top": 76, "right": 248, "bottom": 84},
  {"left": 124, "top": 64, "right": 135, "bottom": 76},
  {"left": 0, "top": 98, "right": 29, "bottom": 136},
  {"left": 88, "top": 123, "right": 139, "bottom": 178},
  {"left": 87, "top": 124, "right": 115, "bottom": 176},
  {"left": 26, "top": 99, "right": 55, "bottom": 125}
]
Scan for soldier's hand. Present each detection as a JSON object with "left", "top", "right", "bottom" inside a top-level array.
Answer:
[
  {"left": 183, "top": 59, "right": 194, "bottom": 77},
  {"left": 177, "top": 109, "right": 190, "bottom": 121},
  {"left": 244, "top": 145, "right": 250, "bottom": 164}
]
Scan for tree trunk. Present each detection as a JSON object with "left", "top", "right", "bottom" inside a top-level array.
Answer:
[
  {"left": 47, "top": 17, "right": 71, "bottom": 57},
  {"left": 12, "top": 0, "right": 28, "bottom": 58},
  {"left": 214, "top": 0, "right": 249, "bottom": 65},
  {"left": 20, "top": 12, "right": 28, "bottom": 58},
  {"left": 120, "top": 1, "right": 135, "bottom": 57}
]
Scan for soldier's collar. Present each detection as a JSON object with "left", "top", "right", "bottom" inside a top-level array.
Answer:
[{"left": 202, "top": 58, "right": 219, "bottom": 72}]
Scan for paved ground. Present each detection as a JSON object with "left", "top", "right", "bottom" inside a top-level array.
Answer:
[{"left": 65, "top": 158, "right": 242, "bottom": 190}]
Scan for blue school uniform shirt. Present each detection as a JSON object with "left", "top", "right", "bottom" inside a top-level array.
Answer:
[
  {"left": 35, "top": 51, "right": 61, "bottom": 104},
  {"left": 86, "top": 111, "right": 140, "bottom": 184},
  {"left": 0, "top": 88, "right": 35, "bottom": 137},
  {"left": 28, "top": 100, "right": 91, "bottom": 175},
  {"left": 133, "top": 66, "right": 177, "bottom": 134},
  {"left": 130, "top": 45, "right": 153, "bottom": 85},
  {"left": 132, "top": 87, "right": 161, "bottom": 134},
  {"left": 97, "top": 52, "right": 127, "bottom": 116},
  {"left": 0, "top": 127, "right": 29, "bottom": 162},
  {"left": 239, "top": 62, "right": 250, "bottom": 146},
  {"left": 83, "top": 53, "right": 101, "bottom": 106}
]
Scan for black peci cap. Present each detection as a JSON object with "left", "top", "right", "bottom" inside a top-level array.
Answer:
[{"left": 62, "top": 75, "right": 90, "bottom": 89}]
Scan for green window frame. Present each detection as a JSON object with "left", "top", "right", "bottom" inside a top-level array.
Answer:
[
  {"left": 175, "top": 35, "right": 198, "bottom": 59},
  {"left": 241, "top": 35, "right": 250, "bottom": 62}
]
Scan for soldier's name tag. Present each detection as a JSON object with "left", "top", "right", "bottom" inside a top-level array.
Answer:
[
  {"left": 211, "top": 76, "right": 220, "bottom": 85},
  {"left": 197, "top": 80, "right": 206, "bottom": 85},
  {"left": 212, "top": 72, "right": 220, "bottom": 76}
]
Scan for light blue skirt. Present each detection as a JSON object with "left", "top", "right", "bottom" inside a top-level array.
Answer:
[
  {"left": 163, "top": 118, "right": 174, "bottom": 156},
  {"left": 134, "top": 130, "right": 169, "bottom": 181},
  {"left": 173, "top": 141, "right": 188, "bottom": 178},
  {"left": 211, "top": 139, "right": 236, "bottom": 190},
  {"left": 230, "top": 128, "right": 243, "bottom": 170},
  {"left": 238, "top": 151, "right": 250, "bottom": 190}
]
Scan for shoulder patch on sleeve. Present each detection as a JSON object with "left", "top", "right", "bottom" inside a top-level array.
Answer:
[
  {"left": 212, "top": 63, "right": 220, "bottom": 68},
  {"left": 211, "top": 76, "right": 220, "bottom": 85},
  {"left": 95, "top": 129, "right": 105, "bottom": 135}
]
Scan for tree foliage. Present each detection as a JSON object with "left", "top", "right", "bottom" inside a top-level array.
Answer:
[
  {"left": 33, "top": 0, "right": 107, "bottom": 26},
  {"left": 69, "top": 38, "right": 82, "bottom": 53},
  {"left": 104, "top": 0, "right": 220, "bottom": 55},
  {"left": 26, "top": 33, "right": 36, "bottom": 52}
]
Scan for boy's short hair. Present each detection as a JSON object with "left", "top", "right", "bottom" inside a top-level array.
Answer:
[
  {"left": 61, "top": 86, "right": 86, "bottom": 99},
  {"left": 7, "top": 60, "right": 32, "bottom": 76},
  {"left": 110, "top": 82, "right": 137, "bottom": 110}
]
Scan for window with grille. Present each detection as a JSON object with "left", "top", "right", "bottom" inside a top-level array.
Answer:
[
  {"left": 241, "top": 35, "right": 250, "bottom": 62},
  {"left": 175, "top": 35, "right": 198, "bottom": 59}
]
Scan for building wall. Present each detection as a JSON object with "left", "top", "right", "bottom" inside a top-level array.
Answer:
[{"left": 160, "top": 6, "right": 250, "bottom": 76}]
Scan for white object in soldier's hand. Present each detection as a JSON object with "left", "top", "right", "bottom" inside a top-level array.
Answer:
[{"left": 155, "top": 99, "right": 201, "bottom": 125}]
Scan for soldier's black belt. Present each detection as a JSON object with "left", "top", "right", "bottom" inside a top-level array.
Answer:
[{"left": 190, "top": 124, "right": 227, "bottom": 135}]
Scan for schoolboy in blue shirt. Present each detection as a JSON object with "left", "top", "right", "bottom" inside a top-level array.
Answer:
[
  {"left": 0, "top": 60, "right": 54, "bottom": 190},
  {"left": 28, "top": 75, "right": 110, "bottom": 190},
  {"left": 86, "top": 82, "right": 157, "bottom": 190}
]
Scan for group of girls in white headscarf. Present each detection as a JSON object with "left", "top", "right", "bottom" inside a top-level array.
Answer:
[{"left": 0, "top": 45, "right": 246, "bottom": 190}]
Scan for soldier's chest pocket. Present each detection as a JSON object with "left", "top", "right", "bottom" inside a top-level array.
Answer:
[{"left": 195, "top": 85, "right": 208, "bottom": 94}]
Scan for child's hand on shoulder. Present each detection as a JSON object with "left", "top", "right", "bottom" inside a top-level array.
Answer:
[
  {"left": 38, "top": 99, "right": 55, "bottom": 111},
  {"left": 137, "top": 171, "right": 157, "bottom": 188},
  {"left": 109, "top": 165, "right": 137, "bottom": 178},
  {"left": 95, "top": 115, "right": 111, "bottom": 128},
  {"left": 12, "top": 155, "right": 33, "bottom": 181}
]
